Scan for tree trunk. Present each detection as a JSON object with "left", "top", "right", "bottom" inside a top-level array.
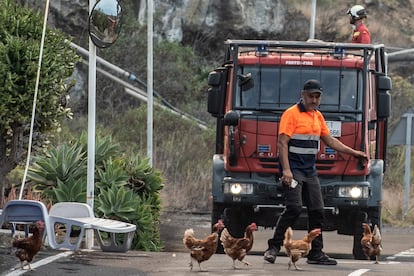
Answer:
[{"left": 0, "top": 126, "right": 25, "bottom": 205}]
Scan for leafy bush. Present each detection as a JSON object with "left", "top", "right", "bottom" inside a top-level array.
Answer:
[
  {"left": 27, "top": 133, "right": 164, "bottom": 251},
  {"left": 54, "top": 177, "right": 86, "bottom": 203},
  {"left": 0, "top": 0, "right": 81, "bottom": 200},
  {"left": 27, "top": 143, "right": 87, "bottom": 201}
]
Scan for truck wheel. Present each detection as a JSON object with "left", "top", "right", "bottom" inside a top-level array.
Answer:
[
  {"left": 212, "top": 203, "right": 225, "bottom": 254},
  {"left": 352, "top": 207, "right": 381, "bottom": 260}
]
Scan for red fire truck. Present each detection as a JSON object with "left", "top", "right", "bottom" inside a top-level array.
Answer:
[{"left": 207, "top": 39, "right": 392, "bottom": 259}]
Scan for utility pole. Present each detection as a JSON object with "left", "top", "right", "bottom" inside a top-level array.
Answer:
[
  {"left": 147, "top": 0, "right": 154, "bottom": 167},
  {"left": 86, "top": 0, "right": 97, "bottom": 249},
  {"left": 309, "top": 0, "right": 316, "bottom": 39}
]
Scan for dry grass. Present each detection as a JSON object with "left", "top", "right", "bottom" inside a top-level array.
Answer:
[
  {"left": 382, "top": 188, "right": 414, "bottom": 226},
  {"left": 156, "top": 132, "right": 213, "bottom": 212},
  {"left": 0, "top": 185, "right": 50, "bottom": 210},
  {"left": 111, "top": 107, "right": 215, "bottom": 212}
]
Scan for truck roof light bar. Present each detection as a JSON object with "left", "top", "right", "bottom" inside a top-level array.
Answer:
[
  {"left": 256, "top": 45, "right": 268, "bottom": 56},
  {"left": 225, "top": 39, "right": 384, "bottom": 51}
]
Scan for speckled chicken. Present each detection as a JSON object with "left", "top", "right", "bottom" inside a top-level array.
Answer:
[
  {"left": 283, "top": 227, "right": 321, "bottom": 270},
  {"left": 183, "top": 219, "right": 225, "bottom": 271},
  {"left": 220, "top": 222, "right": 258, "bottom": 269},
  {"left": 361, "top": 223, "right": 382, "bottom": 264}
]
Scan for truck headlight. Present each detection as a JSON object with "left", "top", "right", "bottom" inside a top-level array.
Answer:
[
  {"left": 224, "top": 183, "right": 254, "bottom": 195},
  {"left": 337, "top": 186, "right": 369, "bottom": 199}
]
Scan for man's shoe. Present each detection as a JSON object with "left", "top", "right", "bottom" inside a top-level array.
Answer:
[
  {"left": 264, "top": 247, "right": 279, "bottom": 264},
  {"left": 307, "top": 253, "right": 337, "bottom": 265}
]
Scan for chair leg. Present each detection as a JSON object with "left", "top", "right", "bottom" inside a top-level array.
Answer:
[{"left": 95, "top": 230, "right": 135, "bottom": 252}]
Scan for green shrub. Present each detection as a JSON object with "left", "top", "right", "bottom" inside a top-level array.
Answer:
[
  {"left": 27, "top": 132, "right": 164, "bottom": 251},
  {"left": 97, "top": 184, "right": 138, "bottom": 221},
  {"left": 54, "top": 177, "right": 86, "bottom": 203},
  {"left": 27, "top": 143, "right": 87, "bottom": 202}
]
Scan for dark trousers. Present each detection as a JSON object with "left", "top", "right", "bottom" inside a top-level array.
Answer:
[{"left": 267, "top": 174, "right": 325, "bottom": 256}]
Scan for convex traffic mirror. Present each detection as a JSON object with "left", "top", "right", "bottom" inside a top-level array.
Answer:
[{"left": 88, "top": 0, "right": 123, "bottom": 48}]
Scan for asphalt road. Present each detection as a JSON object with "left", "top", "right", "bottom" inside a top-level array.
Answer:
[{"left": 1, "top": 212, "right": 414, "bottom": 276}]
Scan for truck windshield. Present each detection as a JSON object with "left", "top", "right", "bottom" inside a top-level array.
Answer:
[{"left": 235, "top": 66, "right": 362, "bottom": 113}]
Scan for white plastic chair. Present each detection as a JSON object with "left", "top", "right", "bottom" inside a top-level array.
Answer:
[
  {"left": 49, "top": 202, "right": 136, "bottom": 252},
  {"left": 0, "top": 200, "right": 53, "bottom": 245},
  {"left": 0, "top": 200, "right": 136, "bottom": 252}
]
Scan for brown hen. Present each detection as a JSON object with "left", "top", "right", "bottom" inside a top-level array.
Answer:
[
  {"left": 12, "top": 220, "right": 45, "bottom": 270},
  {"left": 283, "top": 227, "right": 321, "bottom": 270},
  {"left": 220, "top": 222, "right": 258, "bottom": 269},
  {"left": 183, "top": 219, "right": 225, "bottom": 271},
  {"left": 361, "top": 223, "right": 382, "bottom": 264}
]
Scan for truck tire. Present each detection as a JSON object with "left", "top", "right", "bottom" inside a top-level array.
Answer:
[
  {"left": 352, "top": 207, "right": 381, "bottom": 260},
  {"left": 212, "top": 203, "right": 225, "bottom": 253}
]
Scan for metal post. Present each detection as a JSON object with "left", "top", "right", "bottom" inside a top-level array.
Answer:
[
  {"left": 147, "top": 0, "right": 154, "bottom": 166},
  {"left": 403, "top": 113, "right": 413, "bottom": 220},
  {"left": 309, "top": 0, "right": 316, "bottom": 39},
  {"left": 86, "top": 0, "right": 97, "bottom": 249}
]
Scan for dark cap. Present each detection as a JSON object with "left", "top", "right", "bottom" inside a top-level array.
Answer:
[{"left": 303, "top": 79, "right": 323, "bottom": 94}]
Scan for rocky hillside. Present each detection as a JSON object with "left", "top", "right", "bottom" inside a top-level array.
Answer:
[
  {"left": 10, "top": 0, "right": 414, "bottom": 219},
  {"left": 16, "top": 0, "right": 414, "bottom": 74}
]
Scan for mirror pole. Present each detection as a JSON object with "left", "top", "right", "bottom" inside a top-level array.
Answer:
[
  {"left": 86, "top": 0, "right": 97, "bottom": 249},
  {"left": 147, "top": 0, "right": 154, "bottom": 167},
  {"left": 309, "top": 0, "right": 316, "bottom": 39}
]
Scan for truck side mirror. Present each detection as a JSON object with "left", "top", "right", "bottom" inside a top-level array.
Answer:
[
  {"left": 207, "top": 68, "right": 228, "bottom": 116},
  {"left": 223, "top": 111, "right": 240, "bottom": 126},
  {"left": 208, "top": 71, "right": 221, "bottom": 86},
  {"left": 238, "top": 73, "right": 254, "bottom": 91},
  {"left": 89, "top": 0, "right": 123, "bottom": 48},
  {"left": 377, "top": 75, "right": 392, "bottom": 119},
  {"left": 378, "top": 75, "right": 392, "bottom": 91}
]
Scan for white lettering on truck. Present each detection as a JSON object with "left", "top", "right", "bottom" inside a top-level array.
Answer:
[{"left": 285, "top": 60, "right": 313, "bottom": 65}]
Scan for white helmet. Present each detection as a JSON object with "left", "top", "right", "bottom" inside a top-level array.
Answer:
[{"left": 347, "top": 5, "right": 367, "bottom": 19}]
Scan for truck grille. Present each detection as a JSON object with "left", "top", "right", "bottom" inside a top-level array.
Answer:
[{"left": 259, "top": 158, "right": 279, "bottom": 169}]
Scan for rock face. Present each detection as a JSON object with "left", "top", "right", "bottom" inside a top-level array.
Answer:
[
  {"left": 13, "top": 0, "right": 307, "bottom": 103},
  {"left": 16, "top": 0, "right": 89, "bottom": 40},
  {"left": 151, "top": 0, "right": 286, "bottom": 42},
  {"left": 14, "top": 1, "right": 414, "bottom": 57},
  {"left": 16, "top": 0, "right": 300, "bottom": 46}
]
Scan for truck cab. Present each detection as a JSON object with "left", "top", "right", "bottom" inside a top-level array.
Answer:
[{"left": 207, "top": 39, "right": 392, "bottom": 259}]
